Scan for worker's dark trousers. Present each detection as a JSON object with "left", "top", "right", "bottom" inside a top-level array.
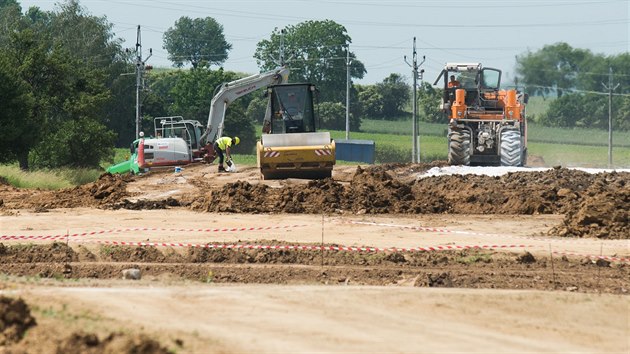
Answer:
[{"left": 213, "top": 143, "right": 225, "bottom": 166}]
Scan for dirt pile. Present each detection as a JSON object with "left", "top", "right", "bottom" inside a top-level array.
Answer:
[
  {"left": 550, "top": 172, "right": 629, "bottom": 238},
  {"left": 0, "top": 295, "right": 171, "bottom": 353},
  {"left": 0, "top": 173, "right": 132, "bottom": 210},
  {"left": 191, "top": 166, "right": 593, "bottom": 215},
  {"left": 191, "top": 181, "right": 272, "bottom": 213},
  {"left": 48, "top": 173, "right": 132, "bottom": 208},
  {"left": 109, "top": 197, "right": 180, "bottom": 210},
  {"left": 0, "top": 296, "right": 36, "bottom": 345},
  {"left": 411, "top": 167, "right": 606, "bottom": 215},
  {"left": 188, "top": 167, "right": 628, "bottom": 239},
  {"left": 0, "top": 242, "right": 77, "bottom": 263},
  {"left": 55, "top": 331, "right": 170, "bottom": 354}
]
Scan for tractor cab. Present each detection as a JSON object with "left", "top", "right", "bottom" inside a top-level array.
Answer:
[{"left": 434, "top": 63, "right": 502, "bottom": 110}]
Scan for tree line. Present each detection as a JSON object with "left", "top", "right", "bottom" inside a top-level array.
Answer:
[
  {"left": 1, "top": 0, "right": 627, "bottom": 171},
  {"left": 516, "top": 43, "right": 630, "bottom": 131}
]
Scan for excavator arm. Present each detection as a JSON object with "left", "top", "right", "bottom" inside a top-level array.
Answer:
[{"left": 202, "top": 66, "right": 290, "bottom": 144}]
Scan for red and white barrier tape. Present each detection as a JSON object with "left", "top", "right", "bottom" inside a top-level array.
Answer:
[
  {"left": 77, "top": 239, "right": 530, "bottom": 253},
  {"left": 349, "top": 221, "right": 629, "bottom": 245},
  {"left": 0, "top": 224, "right": 306, "bottom": 242}
]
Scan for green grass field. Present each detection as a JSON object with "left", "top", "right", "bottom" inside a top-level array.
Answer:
[
  {"left": 356, "top": 118, "right": 630, "bottom": 166},
  {"left": 528, "top": 143, "right": 630, "bottom": 167},
  {"left": 0, "top": 164, "right": 102, "bottom": 189},
  {"left": 360, "top": 119, "right": 446, "bottom": 137}
]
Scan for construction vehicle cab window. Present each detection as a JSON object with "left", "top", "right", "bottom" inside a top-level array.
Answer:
[
  {"left": 434, "top": 62, "right": 527, "bottom": 167},
  {"left": 480, "top": 69, "right": 501, "bottom": 90},
  {"left": 269, "top": 85, "right": 315, "bottom": 134},
  {"left": 448, "top": 75, "right": 460, "bottom": 88}
]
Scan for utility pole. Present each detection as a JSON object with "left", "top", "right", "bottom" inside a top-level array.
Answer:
[
  {"left": 346, "top": 45, "right": 351, "bottom": 140},
  {"left": 602, "top": 67, "right": 619, "bottom": 168},
  {"left": 134, "top": 25, "right": 152, "bottom": 139},
  {"left": 404, "top": 37, "right": 425, "bottom": 163},
  {"left": 279, "top": 29, "right": 286, "bottom": 66}
]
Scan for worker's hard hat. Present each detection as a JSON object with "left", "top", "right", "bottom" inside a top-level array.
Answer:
[{"left": 234, "top": 136, "right": 240, "bottom": 145}]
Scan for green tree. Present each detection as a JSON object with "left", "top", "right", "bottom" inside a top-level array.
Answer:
[
  {"left": 356, "top": 84, "right": 384, "bottom": 118},
  {"left": 615, "top": 96, "right": 630, "bottom": 131},
  {"left": 0, "top": 1, "right": 25, "bottom": 44},
  {"left": 0, "top": 1, "right": 118, "bottom": 169},
  {"left": 576, "top": 52, "right": 630, "bottom": 93},
  {"left": 163, "top": 16, "right": 231, "bottom": 69},
  {"left": 254, "top": 20, "right": 366, "bottom": 103},
  {"left": 317, "top": 101, "right": 360, "bottom": 131},
  {"left": 378, "top": 73, "right": 410, "bottom": 119},
  {"left": 539, "top": 93, "right": 607, "bottom": 129},
  {"left": 516, "top": 42, "right": 592, "bottom": 97},
  {"left": 29, "top": 118, "right": 115, "bottom": 168},
  {"left": 167, "top": 68, "right": 240, "bottom": 122},
  {"left": 0, "top": 53, "right": 36, "bottom": 167},
  {"left": 417, "top": 82, "right": 445, "bottom": 123},
  {"left": 245, "top": 94, "right": 268, "bottom": 124},
  {"left": 30, "top": 0, "right": 132, "bottom": 146}
]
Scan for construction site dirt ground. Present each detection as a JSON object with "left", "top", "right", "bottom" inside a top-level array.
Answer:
[{"left": 0, "top": 162, "right": 629, "bottom": 353}]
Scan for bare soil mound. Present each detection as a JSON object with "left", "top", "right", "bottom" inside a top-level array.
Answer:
[
  {"left": 0, "top": 295, "right": 171, "bottom": 353},
  {"left": 1, "top": 165, "right": 627, "bottom": 239},
  {"left": 0, "top": 296, "right": 36, "bottom": 345},
  {"left": 188, "top": 167, "right": 628, "bottom": 238},
  {"left": 550, "top": 173, "right": 629, "bottom": 238},
  {"left": 0, "top": 242, "right": 77, "bottom": 263},
  {"left": 56, "top": 331, "right": 170, "bottom": 354},
  {"left": 109, "top": 196, "right": 181, "bottom": 210},
  {"left": 0, "top": 173, "right": 132, "bottom": 210},
  {"left": 191, "top": 166, "right": 623, "bottom": 215}
]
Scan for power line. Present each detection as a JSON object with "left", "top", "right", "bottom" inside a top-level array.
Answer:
[
  {"left": 101, "top": 0, "right": 629, "bottom": 30},
  {"left": 523, "top": 84, "right": 630, "bottom": 96},
  {"left": 306, "top": 0, "right": 626, "bottom": 9},
  {"left": 602, "top": 67, "right": 620, "bottom": 167}
]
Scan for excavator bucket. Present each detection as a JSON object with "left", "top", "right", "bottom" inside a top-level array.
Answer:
[{"left": 257, "top": 132, "right": 335, "bottom": 180}]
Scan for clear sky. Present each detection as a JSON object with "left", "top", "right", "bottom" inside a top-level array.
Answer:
[{"left": 16, "top": 0, "right": 630, "bottom": 85}]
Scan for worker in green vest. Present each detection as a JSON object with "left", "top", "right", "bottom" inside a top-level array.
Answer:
[{"left": 213, "top": 136, "right": 240, "bottom": 172}]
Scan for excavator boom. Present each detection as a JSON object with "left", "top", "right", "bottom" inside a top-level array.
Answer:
[{"left": 203, "top": 66, "right": 290, "bottom": 145}]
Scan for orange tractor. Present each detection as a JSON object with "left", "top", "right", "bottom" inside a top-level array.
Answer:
[{"left": 434, "top": 63, "right": 528, "bottom": 166}]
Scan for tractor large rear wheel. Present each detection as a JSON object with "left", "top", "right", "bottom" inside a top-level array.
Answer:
[
  {"left": 500, "top": 128, "right": 523, "bottom": 166},
  {"left": 448, "top": 128, "right": 471, "bottom": 166}
]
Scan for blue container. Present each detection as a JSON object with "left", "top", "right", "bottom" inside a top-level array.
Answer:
[{"left": 335, "top": 139, "right": 375, "bottom": 164}]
